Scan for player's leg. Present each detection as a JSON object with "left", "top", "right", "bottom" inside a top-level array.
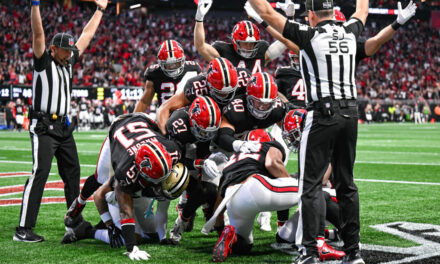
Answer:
[{"left": 155, "top": 199, "right": 171, "bottom": 242}]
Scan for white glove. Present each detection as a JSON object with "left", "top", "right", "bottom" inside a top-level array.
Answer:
[
  {"left": 123, "top": 246, "right": 151, "bottom": 261},
  {"left": 244, "top": 1, "right": 263, "bottom": 24},
  {"left": 232, "top": 140, "right": 261, "bottom": 153},
  {"left": 195, "top": 0, "right": 213, "bottom": 22},
  {"left": 396, "top": 1, "right": 417, "bottom": 25},
  {"left": 278, "top": 0, "right": 295, "bottom": 17},
  {"left": 208, "top": 152, "right": 228, "bottom": 165},
  {"left": 203, "top": 159, "right": 221, "bottom": 179}
]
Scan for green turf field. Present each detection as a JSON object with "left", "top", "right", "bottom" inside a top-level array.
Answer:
[{"left": 0, "top": 123, "right": 439, "bottom": 263}]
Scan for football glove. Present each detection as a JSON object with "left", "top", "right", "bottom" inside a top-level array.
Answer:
[
  {"left": 207, "top": 152, "right": 228, "bottom": 165},
  {"left": 107, "top": 223, "right": 123, "bottom": 248},
  {"left": 278, "top": 0, "right": 295, "bottom": 18},
  {"left": 203, "top": 159, "right": 221, "bottom": 180},
  {"left": 195, "top": 0, "right": 213, "bottom": 22},
  {"left": 123, "top": 246, "right": 151, "bottom": 261},
  {"left": 396, "top": 1, "right": 417, "bottom": 25},
  {"left": 233, "top": 140, "right": 261, "bottom": 153},
  {"left": 244, "top": 1, "right": 263, "bottom": 24}
]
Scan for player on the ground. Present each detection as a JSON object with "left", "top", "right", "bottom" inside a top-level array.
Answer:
[
  {"left": 156, "top": 57, "right": 250, "bottom": 135},
  {"left": 205, "top": 129, "right": 298, "bottom": 262},
  {"left": 194, "top": 0, "right": 293, "bottom": 73},
  {"left": 134, "top": 40, "right": 201, "bottom": 113}
]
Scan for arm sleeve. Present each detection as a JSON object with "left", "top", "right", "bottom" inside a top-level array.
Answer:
[
  {"left": 355, "top": 40, "right": 368, "bottom": 63},
  {"left": 282, "top": 20, "right": 315, "bottom": 49},
  {"left": 33, "top": 51, "right": 50, "bottom": 72},
  {"left": 70, "top": 47, "right": 79, "bottom": 65},
  {"left": 215, "top": 127, "right": 236, "bottom": 152},
  {"left": 343, "top": 18, "right": 365, "bottom": 39}
]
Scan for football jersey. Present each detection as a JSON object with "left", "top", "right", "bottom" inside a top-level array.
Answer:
[
  {"left": 275, "top": 66, "right": 306, "bottom": 108},
  {"left": 183, "top": 68, "right": 251, "bottom": 110},
  {"left": 213, "top": 41, "right": 269, "bottom": 74},
  {"left": 144, "top": 61, "right": 202, "bottom": 106},
  {"left": 221, "top": 141, "right": 286, "bottom": 196},
  {"left": 109, "top": 113, "right": 181, "bottom": 194},
  {"left": 223, "top": 94, "right": 286, "bottom": 137},
  {"left": 80, "top": 102, "right": 88, "bottom": 111}
]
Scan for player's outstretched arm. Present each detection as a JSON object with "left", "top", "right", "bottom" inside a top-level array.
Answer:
[
  {"left": 156, "top": 91, "right": 190, "bottom": 135},
  {"left": 194, "top": 0, "right": 220, "bottom": 62},
  {"left": 76, "top": 0, "right": 108, "bottom": 56},
  {"left": 249, "top": 0, "right": 287, "bottom": 34},
  {"left": 364, "top": 1, "right": 416, "bottom": 56},
  {"left": 351, "top": 0, "right": 369, "bottom": 25},
  {"left": 265, "top": 147, "right": 289, "bottom": 178},
  {"left": 134, "top": 81, "right": 155, "bottom": 113},
  {"left": 31, "top": 1, "right": 45, "bottom": 59}
]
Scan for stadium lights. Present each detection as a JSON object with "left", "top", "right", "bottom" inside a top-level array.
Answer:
[{"left": 130, "top": 4, "right": 141, "bottom": 9}]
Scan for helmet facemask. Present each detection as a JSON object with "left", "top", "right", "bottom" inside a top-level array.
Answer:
[
  {"left": 159, "top": 57, "right": 185, "bottom": 78},
  {"left": 236, "top": 40, "right": 259, "bottom": 58},
  {"left": 190, "top": 121, "right": 218, "bottom": 142},
  {"left": 208, "top": 82, "right": 236, "bottom": 104},
  {"left": 246, "top": 95, "right": 275, "bottom": 119},
  {"left": 282, "top": 128, "right": 302, "bottom": 153}
]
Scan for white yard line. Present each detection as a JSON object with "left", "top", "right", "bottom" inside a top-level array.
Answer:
[{"left": 355, "top": 178, "right": 440, "bottom": 186}]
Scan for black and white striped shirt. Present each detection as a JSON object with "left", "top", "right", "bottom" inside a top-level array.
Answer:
[
  {"left": 32, "top": 50, "right": 78, "bottom": 116},
  {"left": 282, "top": 18, "right": 364, "bottom": 104}
]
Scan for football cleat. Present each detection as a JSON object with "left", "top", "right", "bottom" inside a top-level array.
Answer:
[
  {"left": 342, "top": 250, "right": 365, "bottom": 264},
  {"left": 293, "top": 254, "right": 319, "bottom": 264},
  {"left": 317, "top": 238, "right": 345, "bottom": 261},
  {"left": 64, "top": 198, "right": 86, "bottom": 227},
  {"left": 13, "top": 227, "right": 44, "bottom": 243},
  {"left": 61, "top": 220, "right": 93, "bottom": 244},
  {"left": 257, "top": 212, "right": 272, "bottom": 232},
  {"left": 212, "top": 225, "right": 237, "bottom": 262}
]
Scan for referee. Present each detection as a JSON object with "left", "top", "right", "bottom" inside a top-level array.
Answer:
[
  {"left": 14, "top": 0, "right": 108, "bottom": 242},
  {"left": 249, "top": 0, "right": 368, "bottom": 263}
]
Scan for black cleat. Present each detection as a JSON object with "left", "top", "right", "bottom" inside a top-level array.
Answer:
[
  {"left": 64, "top": 198, "right": 86, "bottom": 227},
  {"left": 61, "top": 220, "right": 93, "bottom": 244},
  {"left": 293, "top": 254, "right": 319, "bottom": 264},
  {"left": 13, "top": 227, "right": 44, "bottom": 243},
  {"left": 342, "top": 250, "right": 365, "bottom": 264}
]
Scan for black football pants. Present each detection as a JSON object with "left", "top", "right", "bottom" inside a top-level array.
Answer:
[
  {"left": 18, "top": 118, "right": 80, "bottom": 228},
  {"left": 296, "top": 106, "right": 360, "bottom": 256}
]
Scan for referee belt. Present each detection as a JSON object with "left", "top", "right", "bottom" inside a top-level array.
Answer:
[
  {"left": 308, "top": 99, "right": 357, "bottom": 110},
  {"left": 30, "top": 111, "right": 67, "bottom": 123}
]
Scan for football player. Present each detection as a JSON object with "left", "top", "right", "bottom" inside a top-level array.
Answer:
[
  {"left": 64, "top": 113, "right": 181, "bottom": 233},
  {"left": 194, "top": 0, "right": 292, "bottom": 73},
  {"left": 156, "top": 57, "right": 250, "bottom": 135},
  {"left": 134, "top": 40, "right": 202, "bottom": 113},
  {"left": 207, "top": 129, "right": 299, "bottom": 262}
]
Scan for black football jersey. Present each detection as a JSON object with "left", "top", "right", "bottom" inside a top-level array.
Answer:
[
  {"left": 109, "top": 113, "right": 181, "bottom": 194},
  {"left": 166, "top": 107, "right": 197, "bottom": 146},
  {"left": 221, "top": 141, "right": 286, "bottom": 196},
  {"left": 183, "top": 68, "right": 251, "bottom": 110},
  {"left": 144, "top": 61, "right": 202, "bottom": 106},
  {"left": 223, "top": 94, "right": 286, "bottom": 137},
  {"left": 275, "top": 66, "right": 306, "bottom": 108},
  {"left": 212, "top": 41, "right": 269, "bottom": 74},
  {"left": 15, "top": 105, "right": 24, "bottom": 115}
]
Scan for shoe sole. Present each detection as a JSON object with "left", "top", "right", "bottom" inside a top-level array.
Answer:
[
  {"left": 13, "top": 235, "right": 43, "bottom": 243},
  {"left": 320, "top": 254, "right": 344, "bottom": 261},
  {"left": 212, "top": 232, "right": 237, "bottom": 262}
]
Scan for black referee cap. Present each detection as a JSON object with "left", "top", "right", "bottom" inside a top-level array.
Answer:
[
  {"left": 51, "top": 33, "right": 78, "bottom": 51},
  {"left": 300, "top": 0, "right": 333, "bottom": 16}
]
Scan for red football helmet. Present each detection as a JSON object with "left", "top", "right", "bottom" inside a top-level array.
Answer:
[
  {"left": 334, "top": 9, "right": 346, "bottom": 22},
  {"left": 135, "top": 141, "right": 173, "bottom": 184},
  {"left": 246, "top": 72, "right": 278, "bottom": 119},
  {"left": 157, "top": 40, "right": 185, "bottom": 78},
  {"left": 189, "top": 96, "right": 222, "bottom": 142},
  {"left": 207, "top": 58, "right": 238, "bottom": 104},
  {"left": 244, "top": 129, "right": 274, "bottom": 143},
  {"left": 288, "top": 51, "right": 300, "bottom": 71},
  {"left": 282, "top": 109, "right": 307, "bottom": 152},
  {"left": 231, "top": 20, "right": 261, "bottom": 58}
]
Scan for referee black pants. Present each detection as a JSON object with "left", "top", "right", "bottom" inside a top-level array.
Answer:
[
  {"left": 18, "top": 118, "right": 80, "bottom": 229},
  {"left": 296, "top": 106, "right": 360, "bottom": 256}
]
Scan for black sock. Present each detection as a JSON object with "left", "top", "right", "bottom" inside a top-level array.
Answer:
[{"left": 80, "top": 174, "right": 101, "bottom": 199}]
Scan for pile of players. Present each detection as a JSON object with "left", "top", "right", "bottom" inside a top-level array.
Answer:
[{"left": 60, "top": 1, "right": 364, "bottom": 263}]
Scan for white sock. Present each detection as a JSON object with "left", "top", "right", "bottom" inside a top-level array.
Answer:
[
  {"left": 94, "top": 229, "right": 110, "bottom": 244},
  {"left": 78, "top": 196, "right": 87, "bottom": 205}
]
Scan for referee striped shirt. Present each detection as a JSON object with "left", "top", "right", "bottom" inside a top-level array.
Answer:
[
  {"left": 282, "top": 18, "right": 364, "bottom": 104},
  {"left": 32, "top": 50, "right": 79, "bottom": 116}
]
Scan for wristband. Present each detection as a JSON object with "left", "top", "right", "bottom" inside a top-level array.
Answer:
[
  {"left": 97, "top": 6, "right": 105, "bottom": 13},
  {"left": 121, "top": 222, "right": 136, "bottom": 252},
  {"left": 100, "top": 212, "right": 112, "bottom": 223},
  {"left": 287, "top": 16, "right": 294, "bottom": 20},
  {"left": 391, "top": 21, "right": 401, "bottom": 30},
  {"left": 195, "top": 19, "right": 203, "bottom": 23},
  {"left": 260, "top": 21, "right": 269, "bottom": 28},
  {"left": 31, "top": 1, "right": 40, "bottom": 5}
]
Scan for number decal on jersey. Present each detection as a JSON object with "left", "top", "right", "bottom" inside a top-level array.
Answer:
[
  {"left": 172, "top": 118, "right": 188, "bottom": 134},
  {"left": 291, "top": 79, "right": 305, "bottom": 101},
  {"left": 224, "top": 152, "right": 261, "bottom": 169},
  {"left": 252, "top": 59, "right": 262, "bottom": 74},
  {"left": 329, "top": 32, "right": 349, "bottom": 54},
  {"left": 126, "top": 165, "right": 137, "bottom": 180},
  {"left": 231, "top": 99, "right": 245, "bottom": 112},
  {"left": 160, "top": 82, "right": 175, "bottom": 104},
  {"left": 168, "top": 150, "right": 180, "bottom": 164},
  {"left": 237, "top": 70, "right": 250, "bottom": 88},
  {"left": 193, "top": 80, "right": 208, "bottom": 96},
  {"left": 114, "top": 122, "right": 156, "bottom": 149}
]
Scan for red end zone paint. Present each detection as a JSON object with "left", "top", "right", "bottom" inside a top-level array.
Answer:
[{"left": 0, "top": 172, "right": 32, "bottom": 177}]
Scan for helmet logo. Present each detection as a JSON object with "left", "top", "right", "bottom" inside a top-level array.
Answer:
[
  {"left": 140, "top": 158, "right": 152, "bottom": 171},
  {"left": 191, "top": 103, "right": 201, "bottom": 117}
]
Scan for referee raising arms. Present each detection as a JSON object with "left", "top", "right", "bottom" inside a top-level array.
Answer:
[
  {"left": 248, "top": 0, "right": 368, "bottom": 263},
  {"left": 14, "top": 0, "right": 108, "bottom": 242}
]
